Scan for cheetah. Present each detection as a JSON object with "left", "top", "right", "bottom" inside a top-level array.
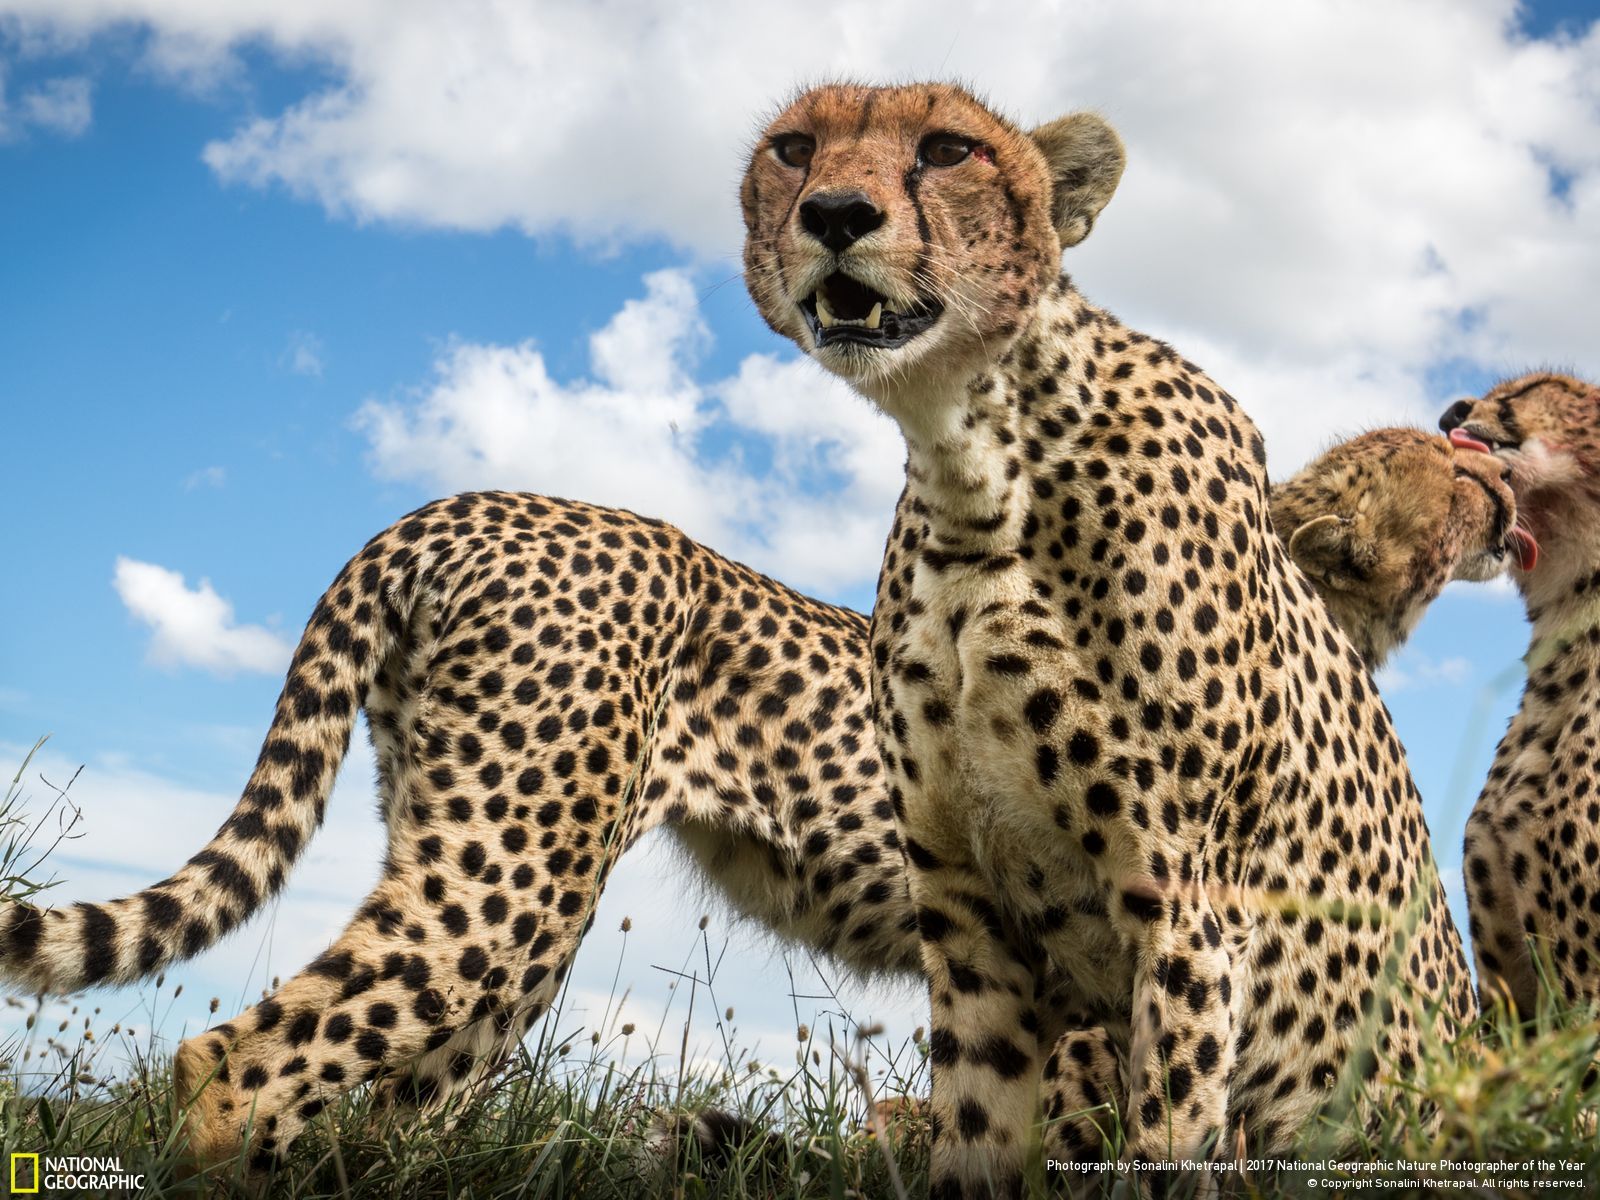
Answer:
[
  {"left": 0, "top": 494, "right": 921, "bottom": 1170},
  {"left": 1269, "top": 427, "right": 1534, "bottom": 668},
  {"left": 1442, "top": 372, "right": 1600, "bottom": 1017},
  {"left": 740, "top": 82, "right": 1476, "bottom": 1194}
]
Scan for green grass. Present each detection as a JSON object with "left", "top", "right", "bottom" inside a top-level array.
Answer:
[
  {"left": 0, "top": 993, "right": 1596, "bottom": 1198},
  {"left": 3, "top": 743, "right": 1599, "bottom": 1199},
  {"left": 0, "top": 980, "right": 937, "bottom": 1199}
]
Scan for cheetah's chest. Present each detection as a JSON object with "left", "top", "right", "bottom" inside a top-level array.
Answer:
[
  {"left": 896, "top": 565, "right": 1062, "bottom": 806},
  {"left": 887, "top": 564, "right": 1130, "bottom": 1000}
]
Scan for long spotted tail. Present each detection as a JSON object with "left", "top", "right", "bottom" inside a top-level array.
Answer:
[{"left": 0, "top": 507, "right": 441, "bottom": 993}]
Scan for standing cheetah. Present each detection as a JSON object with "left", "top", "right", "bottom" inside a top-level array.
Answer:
[
  {"left": 1443, "top": 372, "right": 1600, "bottom": 1016},
  {"left": 740, "top": 82, "right": 1476, "bottom": 1194},
  {"left": 1, "top": 495, "right": 920, "bottom": 1169}
]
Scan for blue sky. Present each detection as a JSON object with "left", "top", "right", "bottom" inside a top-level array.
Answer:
[{"left": 1, "top": 0, "right": 1597, "bottom": 1087}]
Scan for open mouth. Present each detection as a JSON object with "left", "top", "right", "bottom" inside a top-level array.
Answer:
[
  {"left": 1449, "top": 427, "right": 1519, "bottom": 455},
  {"left": 799, "top": 272, "right": 942, "bottom": 350}
]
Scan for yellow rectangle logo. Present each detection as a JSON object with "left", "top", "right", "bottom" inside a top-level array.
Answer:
[{"left": 10, "top": 1152, "right": 40, "bottom": 1193}]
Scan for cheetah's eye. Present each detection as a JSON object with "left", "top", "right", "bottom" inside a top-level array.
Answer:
[
  {"left": 920, "top": 134, "right": 975, "bottom": 168},
  {"left": 772, "top": 135, "right": 815, "bottom": 169}
]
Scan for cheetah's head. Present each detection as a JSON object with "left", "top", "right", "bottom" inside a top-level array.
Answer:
[
  {"left": 1271, "top": 429, "right": 1530, "bottom": 666},
  {"left": 1439, "top": 372, "right": 1598, "bottom": 602},
  {"left": 741, "top": 83, "right": 1123, "bottom": 413}
]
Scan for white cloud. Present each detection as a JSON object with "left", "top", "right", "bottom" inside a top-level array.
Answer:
[
  {"left": 182, "top": 464, "right": 225, "bottom": 490},
  {"left": 17, "top": 73, "right": 90, "bottom": 134},
  {"left": 357, "top": 269, "right": 903, "bottom": 595},
  {"left": 1375, "top": 651, "right": 1474, "bottom": 695},
  {"left": 0, "top": 65, "right": 91, "bottom": 139},
  {"left": 281, "top": 329, "right": 324, "bottom": 377},
  {"left": 1446, "top": 572, "right": 1523, "bottom": 602},
  {"left": 112, "top": 557, "right": 292, "bottom": 675}
]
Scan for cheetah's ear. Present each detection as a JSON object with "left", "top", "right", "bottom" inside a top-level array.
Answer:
[
  {"left": 1287, "top": 514, "right": 1375, "bottom": 593},
  {"left": 1029, "top": 113, "right": 1126, "bottom": 248}
]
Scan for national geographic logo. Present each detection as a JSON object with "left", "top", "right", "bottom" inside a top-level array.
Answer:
[{"left": 9, "top": 1154, "right": 145, "bottom": 1194}]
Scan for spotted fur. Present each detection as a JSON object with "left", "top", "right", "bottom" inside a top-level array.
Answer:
[
  {"left": 742, "top": 82, "right": 1476, "bottom": 1195},
  {"left": 644, "top": 423, "right": 1520, "bottom": 1176},
  {"left": 1443, "top": 372, "right": 1600, "bottom": 1016}
]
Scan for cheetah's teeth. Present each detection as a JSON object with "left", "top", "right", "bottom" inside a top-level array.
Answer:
[{"left": 814, "top": 292, "right": 885, "bottom": 330}]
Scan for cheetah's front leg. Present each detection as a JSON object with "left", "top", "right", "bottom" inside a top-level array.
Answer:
[
  {"left": 913, "top": 858, "right": 1045, "bottom": 1200},
  {"left": 1118, "top": 883, "right": 1238, "bottom": 1187}
]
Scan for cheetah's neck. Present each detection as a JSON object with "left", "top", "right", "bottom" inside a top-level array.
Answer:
[
  {"left": 881, "top": 287, "right": 1088, "bottom": 562},
  {"left": 899, "top": 375, "right": 1032, "bottom": 561}
]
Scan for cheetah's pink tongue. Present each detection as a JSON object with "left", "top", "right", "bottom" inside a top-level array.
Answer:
[
  {"left": 1449, "top": 428, "right": 1493, "bottom": 454},
  {"left": 1509, "top": 527, "right": 1539, "bottom": 572}
]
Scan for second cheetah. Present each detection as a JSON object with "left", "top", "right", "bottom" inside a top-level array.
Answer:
[
  {"left": 1445, "top": 372, "right": 1600, "bottom": 1016},
  {"left": 741, "top": 80, "right": 1477, "bottom": 1192}
]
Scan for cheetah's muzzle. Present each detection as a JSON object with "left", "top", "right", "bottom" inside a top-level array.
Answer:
[
  {"left": 799, "top": 272, "right": 942, "bottom": 349},
  {"left": 1447, "top": 427, "right": 1541, "bottom": 570}
]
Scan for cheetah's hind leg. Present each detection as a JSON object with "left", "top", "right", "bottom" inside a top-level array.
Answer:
[{"left": 172, "top": 824, "right": 612, "bottom": 1173}]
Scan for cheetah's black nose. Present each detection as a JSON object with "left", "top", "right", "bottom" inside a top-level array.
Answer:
[
  {"left": 799, "top": 191, "right": 886, "bottom": 253},
  {"left": 1439, "top": 399, "right": 1474, "bottom": 433}
]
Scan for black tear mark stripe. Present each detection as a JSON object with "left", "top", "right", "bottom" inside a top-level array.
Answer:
[
  {"left": 1454, "top": 466, "right": 1512, "bottom": 533},
  {"left": 1000, "top": 182, "right": 1028, "bottom": 237},
  {"left": 1486, "top": 376, "right": 1554, "bottom": 440},
  {"left": 1497, "top": 397, "right": 1522, "bottom": 444},
  {"left": 769, "top": 159, "right": 813, "bottom": 307},
  {"left": 780, "top": 159, "right": 810, "bottom": 230},
  {"left": 903, "top": 163, "right": 933, "bottom": 288}
]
